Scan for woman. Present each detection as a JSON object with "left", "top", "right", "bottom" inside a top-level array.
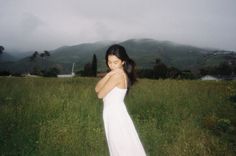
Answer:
[{"left": 95, "top": 44, "right": 146, "bottom": 156}]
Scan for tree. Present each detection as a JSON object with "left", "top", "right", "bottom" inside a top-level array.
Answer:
[
  {"left": 200, "top": 62, "right": 233, "bottom": 76},
  {"left": 216, "top": 62, "right": 232, "bottom": 75},
  {"left": 153, "top": 58, "right": 168, "bottom": 79},
  {"left": 179, "top": 70, "right": 195, "bottom": 79},
  {"left": 43, "top": 67, "right": 60, "bottom": 77},
  {"left": 0, "top": 45, "right": 4, "bottom": 55},
  {"left": 40, "top": 52, "right": 45, "bottom": 58},
  {"left": 155, "top": 58, "right": 161, "bottom": 64},
  {"left": 31, "top": 66, "right": 42, "bottom": 75},
  {"left": 44, "top": 50, "right": 50, "bottom": 57},
  {"left": 30, "top": 50, "right": 51, "bottom": 72},
  {"left": 82, "top": 54, "right": 97, "bottom": 77},
  {"left": 199, "top": 67, "right": 209, "bottom": 76},
  {"left": 0, "top": 70, "right": 10, "bottom": 76},
  {"left": 39, "top": 51, "right": 50, "bottom": 70},
  {"left": 92, "top": 54, "right": 97, "bottom": 77},
  {"left": 82, "top": 63, "right": 93, "bottom": 76},
  {"left": 136, "top": 68, "right": 153, "bottom": 78},
  {"left": 30, "top": 51, "right": 39, "bottom": 61},
  {"left": 167, "top": 67, "right": 181, "bottom": 79}
]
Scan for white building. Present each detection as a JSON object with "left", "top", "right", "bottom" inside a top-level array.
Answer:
[
  {"left": 200, "top": 75, "right": 219, "bottom": 81},
  {"left": 57, "top": 63, "right": 75, "bottom": 78}
]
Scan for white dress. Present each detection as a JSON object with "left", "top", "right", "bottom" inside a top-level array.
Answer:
[{"left": 102, "top": 74, "right": 146, "bottom": 156}]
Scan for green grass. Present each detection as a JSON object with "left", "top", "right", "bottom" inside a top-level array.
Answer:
[{"left": 0, "top": 77, "right": 236, "bottom": 156}]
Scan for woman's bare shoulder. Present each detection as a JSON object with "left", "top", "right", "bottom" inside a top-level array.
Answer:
[
  {"left": 110, "top": 72, "right": 123, "bottom": 80},
  {"left": 110, "top": 72, "right": 126, "bottom": 85}
]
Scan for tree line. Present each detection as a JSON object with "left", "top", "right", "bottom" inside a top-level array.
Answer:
[
  {"left": 0, "top": 45, "right": 235, "bottom": 79},
  {"left": 81, "top": 56, "right": 236, "bottom": 80}
]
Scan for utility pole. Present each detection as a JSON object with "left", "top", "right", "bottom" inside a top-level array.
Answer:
[{"left": 72, "top": 62, "right": 75, "bottom": 76}]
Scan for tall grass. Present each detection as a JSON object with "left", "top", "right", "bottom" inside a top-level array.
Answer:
[{"left": 0, "top": 77, "right": 235, "bottom": 155}]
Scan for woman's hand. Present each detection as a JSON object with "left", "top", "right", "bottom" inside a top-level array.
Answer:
[{"left": 107, "top": 68, "right": 124, "bottom": 77}]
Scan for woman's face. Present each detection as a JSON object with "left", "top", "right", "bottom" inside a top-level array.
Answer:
[{"left": 107, "top": 55, "right": 124, "bottom": 70}]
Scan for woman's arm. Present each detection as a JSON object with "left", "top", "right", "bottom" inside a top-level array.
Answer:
[
  {"left": 95, "top": 73, "right": 111, "bottom": 93},
  {"left": 95, "top": 69, "right": 123, "bottom": 93},
  {"left": 96, "top": 73, "right": 122, "bottom": 99}
]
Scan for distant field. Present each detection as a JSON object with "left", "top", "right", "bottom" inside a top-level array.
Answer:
[{"left": 0, "top": 77, "right": 235, "bottom": 156}]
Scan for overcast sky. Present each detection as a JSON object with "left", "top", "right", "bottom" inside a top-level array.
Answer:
[{"left": 0, "top": 0, "right": 236, "bottom": 52}]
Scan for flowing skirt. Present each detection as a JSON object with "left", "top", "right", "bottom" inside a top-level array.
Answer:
[{"left": 103, "top": 101, "right": 146, "bottom": 156}]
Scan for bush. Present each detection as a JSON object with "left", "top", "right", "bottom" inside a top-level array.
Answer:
[
  {"left": 42, "top": 67, "right": 60, "bottom": 77},
  {"left": 0, "top": 70, "right": 11, "bottom": 76},
  {"left": 216, "top": 119, "right": 233, "bottom": 133}
]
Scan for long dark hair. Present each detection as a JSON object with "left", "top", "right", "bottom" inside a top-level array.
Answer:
[{"left": 105, "top": 44, "right": 137, "bottom": 93}]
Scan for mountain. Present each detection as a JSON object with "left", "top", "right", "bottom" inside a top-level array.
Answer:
[
  {"left": 48, "top": 40, "right": 115, "bottom": 71},
  {"left": 1, "top": 38, "right": 235, "bottom": 74},
  {"left": 0, "top": 52, "right": 18, "bottom": 62},
  {"left": 10, "top": 51, "right": 35, "bottom": 60},
  {"left": 119, "top": 39, "right": 208, "bottom": 70},
  {"left": 48, "top": 38, "right": 234, "bottom": 71}
]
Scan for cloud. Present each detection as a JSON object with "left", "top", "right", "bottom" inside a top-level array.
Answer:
[
  {"left": 20, "top": 13, "right": 44, "bottom": 34},
  {"left": 0, "top": 0, "right": 236, "bottom": 52}
]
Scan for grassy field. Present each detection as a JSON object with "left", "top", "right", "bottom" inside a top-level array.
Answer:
[{"left": 0, "top": 77, "right": 236, "bottom": 156}]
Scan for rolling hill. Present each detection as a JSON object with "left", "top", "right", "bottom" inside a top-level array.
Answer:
[
  {"left": 1, "top": 38, "right": 235, "bottom": 74},
  {"left": 0, "top": 52, "right": 18, "bottom": 62}
]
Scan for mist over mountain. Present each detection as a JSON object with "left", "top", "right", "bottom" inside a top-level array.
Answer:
[
  {"left": 1, "top": 38, "right": 235, "bottom": 74},
  {"left": 0, "top": 52, "right": 18, "bottom": 62}
]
